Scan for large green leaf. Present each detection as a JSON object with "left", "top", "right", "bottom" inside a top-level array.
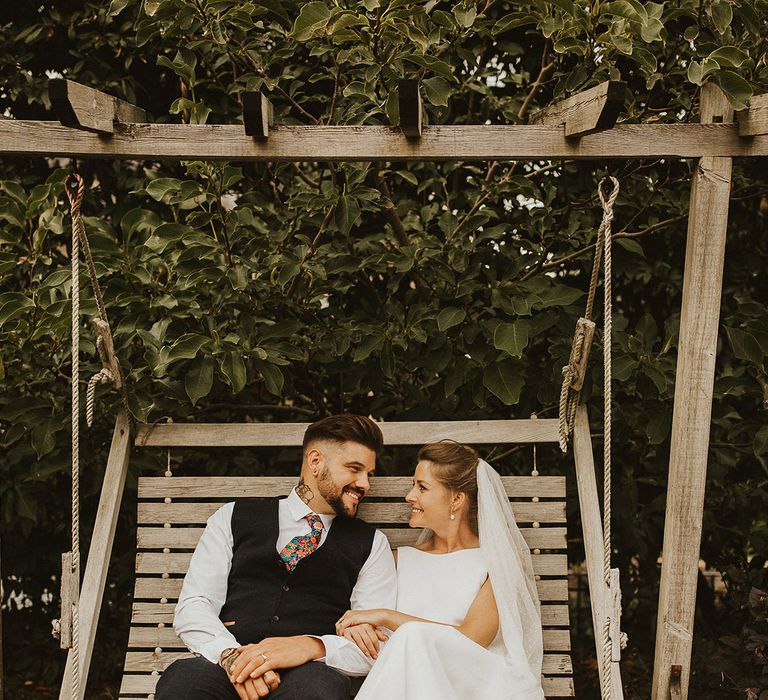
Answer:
[
  {"left": 437, "top": 307, "right": 466, "bottom": 332},
  {"left": 185, "top": 356, "right": 214, "bottom": 405},
  {"left": 493, "top": 321, "right": 529, "bottom": 358},
  {"left": 220, "top": 351, "right": 247, "bottom": 393},
  {"left": 254, "top": 359, "right": 285, "bottom": 396},
  {"left": 422, "top": 76, "right": 452, "bottom": 107},
  {"left": 291, "top": 2, "right": 331, "bottom": 41},
  {"left": 725, "top": 327, "right": 764, "bottom": 364},
  {"left": 483, "top": 360, "right": 524, "bottom": 405}
]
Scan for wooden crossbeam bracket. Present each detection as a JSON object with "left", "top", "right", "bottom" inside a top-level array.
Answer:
[
  {"left": 243, "top": 92, "right": 274, "bottom": 139},
  {"left": 49, "top": 79, "right": 146, "bottom": 135},
  {"left": 737, "top": 93, "right": 768, "bottom": 136},
  {"left": 398, "top": 79, "right": 423, "bottom": 139},
  {"left": 530, "top": 80, "right": 626, "bottom": 138}
]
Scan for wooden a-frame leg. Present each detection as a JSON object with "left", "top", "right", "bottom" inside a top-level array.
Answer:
[
  {"left": 651, "top": 83, "right": 733, "bottom": 700},
  {"left": 573, "top": 406, "right": 624, "bottom": 699},
  {"left": 59, "top": 410, "right": 131, "bottom": 700}
]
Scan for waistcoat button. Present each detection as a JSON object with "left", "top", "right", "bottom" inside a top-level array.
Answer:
[
  {"left": 282, "top": 584, "right": 290, "bottom": 592},
  {"left": 271, "top": 615, "right": 280, "bottom": 623}
]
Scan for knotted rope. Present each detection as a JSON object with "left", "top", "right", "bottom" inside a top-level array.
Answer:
[
  {"left": 558, "top": 177, "right": 620, "bottom": 452},
  {"left": 55, "top": 173, "right": 131, "bottom": 699}
]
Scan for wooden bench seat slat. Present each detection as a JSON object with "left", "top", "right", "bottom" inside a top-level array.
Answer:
[
  {"left": 122, "top": 650, "right": 573, "bottom": 675},
  {"left": 130, "top": 601, "right": 570, "bottom": 627},
  {"left": 135, "top": 551, "right": 568, "bottom": 577},
  {"left": 127, "top": 626, "right": 571, "bottom": 652},
  {"left": 118, "top": 673, "right": 574, "bottom": 696},
  {"left": 138, "top": 475, "right": 565, "bottom": 499},
  {"left": 136, "top": 526, "right": 569, "bottom": 550},
  {"left": 132, "top": 576, "right": 570, "bottom": 602},
  {"left": 138, "top": 501, "right": 566, "bottom": 525},
  {"left": 135, "top": 419, "right": 560, "bottom": 448}
]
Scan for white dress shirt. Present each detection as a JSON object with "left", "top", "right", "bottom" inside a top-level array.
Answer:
[{"left": 174, "top": 488, "right": 397, "bottom": 676}]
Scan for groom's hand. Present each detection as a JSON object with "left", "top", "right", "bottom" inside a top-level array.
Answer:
[
  {"left": 231, "top": 672, "right": 281, "bottom": 700},
  {"left": 231, "top": 636, "right": 325, "bottom": 683}
]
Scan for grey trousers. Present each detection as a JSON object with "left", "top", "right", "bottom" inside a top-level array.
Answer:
[{"left": 155, "top": 656, "right": 351, "bottom": 700}]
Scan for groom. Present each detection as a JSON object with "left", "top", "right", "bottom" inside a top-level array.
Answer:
[{"left": 156, "top": 414, "right": 397, "bottom": 699}]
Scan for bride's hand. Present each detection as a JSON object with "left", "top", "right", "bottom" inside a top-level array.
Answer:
[
  {"left": 340, "top": 623, "right": 388, "bottom": 658},
  {"left": 336, "top": 608, "right": 391, "bottom": 634}
]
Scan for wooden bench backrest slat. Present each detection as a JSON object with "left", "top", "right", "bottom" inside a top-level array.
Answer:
[
  {"left": 138, "top": 475, "right": 565, "bottom": 499},
  {"left": 136, "top": 525, "right": 568, "bottom": 550},
  {"left": 135, "top": 418, "right": 560, "bottom": 447}
]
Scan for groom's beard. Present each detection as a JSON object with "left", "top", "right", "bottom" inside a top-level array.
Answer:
[{"left": 317, "top": 468, "right": 364, "bottom": 518}]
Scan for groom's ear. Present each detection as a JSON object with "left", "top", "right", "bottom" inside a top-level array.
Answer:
[{"left": 305, "top": 445, "right": 324, "bottom": 476}]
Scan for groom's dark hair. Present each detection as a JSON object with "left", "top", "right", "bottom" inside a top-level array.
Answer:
[{"left": 303, "top": 414, "right": 383, "bottom": 455}]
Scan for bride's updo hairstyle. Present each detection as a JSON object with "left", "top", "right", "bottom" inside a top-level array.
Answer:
[{"left": 417, "top": 440, "right": 480, "bottom": 532}]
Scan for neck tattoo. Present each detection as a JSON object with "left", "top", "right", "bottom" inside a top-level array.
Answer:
[{"left": 296, "top": 478, "right": 314, "bottom": 505}]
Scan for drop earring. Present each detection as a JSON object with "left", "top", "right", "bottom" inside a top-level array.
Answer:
[{"left": 450, "top": 512, "right": 455, "bottom": 521}]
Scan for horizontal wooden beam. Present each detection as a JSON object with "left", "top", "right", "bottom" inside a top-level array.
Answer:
[
  {"left": 49, "top": 79, "right": 146, "bottom": 134},
  {"left": 398, "top": 79, "right": 423, "bottom": 139},
  {"left": 1, "top": 121, "right": 767, "bottom": 160},
  {"left": 530, "top": 81, "right": 626, "bottom": 137},
  {"left": 242, "top": 92, "right": 274, "bottom": 139},
  {"left": 135, "top": 419, "right": 560, "bottom": 447},
  {"left": 737, "top": 93, "right": 768, "bottom": 136},
  {"left": 136, "top": 475, "right": 564, "bottom": 499}
]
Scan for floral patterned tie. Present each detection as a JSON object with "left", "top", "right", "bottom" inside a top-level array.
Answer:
[{"left": 279, "top": 514, "right": 324, "bottom": 572}]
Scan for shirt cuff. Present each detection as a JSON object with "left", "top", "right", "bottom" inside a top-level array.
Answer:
[{"left": 198, "top": 632, "right": 240, "bottom": 665}]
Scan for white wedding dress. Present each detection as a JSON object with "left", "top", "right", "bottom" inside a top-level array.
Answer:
[{"left": 355, "top": 546, "right": 545, "bottom": 700}]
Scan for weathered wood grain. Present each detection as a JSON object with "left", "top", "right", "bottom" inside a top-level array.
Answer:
[
  {"left": 135, "top": 419, "right": 561, "bottom": 447},
  {"left": 398, "top": 79, "right": 423, "bottom": 138},
  {"left": 737, "top": 93, "right": 768, "bottom": 136},
  {"left": 48, "top": 79, "right": 146, "bottom": 134},
  {"left": 134, "top": 550, "right": 567, "bottom": 576},
  {"left": 530, "top": 81, "right": 625, "bottom": 137},
  {"left": 2, "top": 121, "right": 767, "bottom": 160},
  {"left": 136, "top": 500, "right": 567, "bottom": 525},
  {"left": 573, "top": 407, "right": 623, "bottom": 698},
  {"left": 652, "top": 82, "right": 734, "bottom": 700},
  {"left": 137, "top": 475, "right": 565, "bottom": 499},
  {"left": 135, "top": 525, "right": 568, "bottom": 551}
]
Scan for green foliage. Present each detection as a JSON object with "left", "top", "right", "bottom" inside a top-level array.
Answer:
[{"left": 1, "top": 0, "right": 767, "bottom": 697}]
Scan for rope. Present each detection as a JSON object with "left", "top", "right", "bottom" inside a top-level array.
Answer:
[
  {"left": 598, "top": 176, "right": 619, "bottom": 700},
  {"left": 555, "top": 176, "right": 623, "bottom": 699},
  {"left": 557, "top": 177, "right": 619, "bottom": 452},
  {"left": 65, "top": 174, "right": 83, "bottom": 700}
]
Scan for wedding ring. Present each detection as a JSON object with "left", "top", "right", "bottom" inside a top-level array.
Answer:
[{"left": 261, "top": 653, "right": 268, "bottom": 662}]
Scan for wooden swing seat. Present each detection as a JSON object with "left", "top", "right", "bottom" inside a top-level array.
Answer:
[{"left": 116, "top": 416, "right": 582, "bottom": 699}]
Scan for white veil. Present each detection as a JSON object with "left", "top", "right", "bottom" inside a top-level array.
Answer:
[{"left": 477, "top": 459, "right": 544, "bottom": 694}]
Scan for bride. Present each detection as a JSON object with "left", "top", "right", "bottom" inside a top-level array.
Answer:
[{"left": 335, "top": 441, "right": 545, "bottom": 700}]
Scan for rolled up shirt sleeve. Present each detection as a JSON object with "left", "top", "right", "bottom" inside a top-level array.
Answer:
[
  {"left": 173, "top": 502, "right": 239, "bottom": 664},
  {"left": 316, "top": 529, "right": 397, "bottom": 676}
]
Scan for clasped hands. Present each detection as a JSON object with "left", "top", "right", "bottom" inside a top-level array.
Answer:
[
  {"left": 335, "top": 608, "right": 398, "bottom": 659},
  {"left": 220, "top": 636, "right": 324, "bottom": 699}
]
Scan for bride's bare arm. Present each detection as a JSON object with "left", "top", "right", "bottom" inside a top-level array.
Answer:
[{"left": 336, "top": 578, "right": 499, "bottom": 649}]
